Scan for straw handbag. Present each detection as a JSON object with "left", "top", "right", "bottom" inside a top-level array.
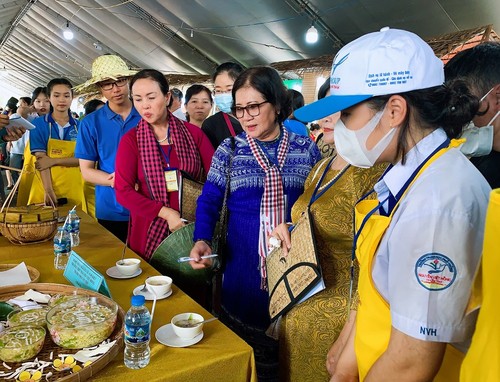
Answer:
[
  {"left": 179, "top": 171, "right": 204, "bottom": 223},
  {"left": 0, "top": 167, "right": 58, "bottom": 245},
  {"left": 266, "top": 208, "right": 324, "bottom": 321}
]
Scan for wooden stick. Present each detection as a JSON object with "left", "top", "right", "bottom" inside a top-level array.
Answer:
[{"left": 0, "top": 164, "right": 22, "bottom": 172}]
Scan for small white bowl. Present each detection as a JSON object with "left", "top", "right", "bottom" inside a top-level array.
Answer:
[
  {"left": 116, "top": 258, "right": 140, "bottom": 276},
  {"left": 145, "top": 275, "right": 172, "bottom": 297},
  {"left": 171, "top": 312, "right": 204, "bottom": 339}
]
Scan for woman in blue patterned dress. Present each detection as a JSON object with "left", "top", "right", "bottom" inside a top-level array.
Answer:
[{"left": 190, "top": 66, "right": 320, "bottom": 381}]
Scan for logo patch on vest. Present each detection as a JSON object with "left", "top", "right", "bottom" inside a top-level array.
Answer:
[{"left": 415, "top": 253, "right": 457, "bottom": 291}]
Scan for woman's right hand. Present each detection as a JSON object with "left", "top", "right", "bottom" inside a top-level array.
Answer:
[
  {"left": 270, "top": 223, "right": 292, "bottom": 256},
  {"left": 189, "top": 241, "right": 213, "bottom": 269},
  {"left": 158, "top": 207, "right": 185, "bottom": 232}
]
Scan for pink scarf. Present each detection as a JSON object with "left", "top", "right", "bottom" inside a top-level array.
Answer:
[
  {"left": 246, "top": 129, "right": 289, "bottom": 289},
  {"left": 137, "top": 111, "right": 202, "bottom": 260}
]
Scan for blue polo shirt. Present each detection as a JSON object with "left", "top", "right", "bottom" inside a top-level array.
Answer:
[
  {"left": 30, "top": 113, "right": 79, "bottom": 153},
  {"left": 75, "top": 103, "right": 141, "bottom": 221}
]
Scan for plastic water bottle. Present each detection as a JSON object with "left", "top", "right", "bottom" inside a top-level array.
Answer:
[
  {"left": 67, "top": 210, "right": 80, "bottom": 247},
  {"left": 124, "top": 295, "right": 151, "bottom": 369},
  {"left": 53, "top": 227, "right": 71, "bottom": 270}
]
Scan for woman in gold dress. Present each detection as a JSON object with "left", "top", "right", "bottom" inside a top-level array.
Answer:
[{"left": 271, "top": 106, "right": 385, "bottom": 381}]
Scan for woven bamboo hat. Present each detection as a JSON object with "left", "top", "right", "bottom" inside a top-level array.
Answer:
[{"left": 73, "top": 55, "right": 138, "bottom": 95}]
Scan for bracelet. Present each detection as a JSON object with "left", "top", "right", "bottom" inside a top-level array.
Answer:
[{"left": 195, "top": 239, "right": 212, "bottom": 248}]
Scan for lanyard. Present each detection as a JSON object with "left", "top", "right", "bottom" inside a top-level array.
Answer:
[
  {"left": 351, "top": 138, "right": 451, "bottom": 262},
  {"left": 308, "top": 156, "right": 350, "bottom": 208},
  {"left": 156, "top": 128, "right": 173, "bottom": 169},
  {"left": 254, "top": 131, "right": 282, "bottom": 169}
]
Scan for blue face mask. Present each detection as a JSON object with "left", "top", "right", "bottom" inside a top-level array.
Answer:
[{"left": 214, "top": 93, "right": 233, "bottom": 113}]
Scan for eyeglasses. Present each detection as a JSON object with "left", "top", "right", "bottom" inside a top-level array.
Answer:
[
  {"left": 233, "top": 101, "right": 269, "bottom": 119},
  {"left": 99, "top": 78, "right": 128, "bottom": 91}
]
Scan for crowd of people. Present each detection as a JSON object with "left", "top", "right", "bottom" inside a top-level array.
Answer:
[{"left": 0, "top": 27, "right": 498, "bottom": 382}]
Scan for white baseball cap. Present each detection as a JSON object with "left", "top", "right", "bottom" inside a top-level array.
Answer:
[{"left": 295, "top": 27, "right": 444, "bottom": 122}]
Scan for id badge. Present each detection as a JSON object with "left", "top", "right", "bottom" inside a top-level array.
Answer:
[{"left": 164, "top": 169, "right": 179, "bottom": 192}]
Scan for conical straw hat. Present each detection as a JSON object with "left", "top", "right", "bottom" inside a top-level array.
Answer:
[{"left": 73, "top": 55, "right": 138, "bottom": 95}]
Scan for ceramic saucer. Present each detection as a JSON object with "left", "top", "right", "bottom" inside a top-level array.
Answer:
[
  {"left": 132, "top": 285, "right": 172, "bottom": 301},
  {"left": 106, "top": 266, "right": 142, "bottom": 279},
  {"left": 155, "top": 324, "right": 204, "bottom": 348}
]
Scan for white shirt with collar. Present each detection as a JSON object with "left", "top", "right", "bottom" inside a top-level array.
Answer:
[
  {"left": 172, "top": 107, "right": 186, "bottom": 121},
  {"left": 372, "top": 128, "right": 491, "bottom": 350}
]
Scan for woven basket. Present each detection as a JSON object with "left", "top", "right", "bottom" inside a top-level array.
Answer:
[
  {"left": 0, "top": 169, "right": 59, "bottom": 245},
  {"left": 0, "top": 206, "right": 59, "bottom": 245},
  {"left": 0, "top": 264, "right": 40, "bottom": 283},
  {"left": 0, "top": 283, "right": 124, "bottom": 382}
]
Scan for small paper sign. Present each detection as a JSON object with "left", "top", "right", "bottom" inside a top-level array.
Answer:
[{"left": 64, "top": 251, "right": 112, "bottom": 298}]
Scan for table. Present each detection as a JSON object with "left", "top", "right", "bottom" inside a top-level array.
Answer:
[{"left": 0, "top": 207, "right": 257, "bottom": 382}]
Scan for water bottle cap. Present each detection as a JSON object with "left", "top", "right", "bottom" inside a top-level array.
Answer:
[{"left": 131, "top": 295, "right": 145, "bottom": 306}]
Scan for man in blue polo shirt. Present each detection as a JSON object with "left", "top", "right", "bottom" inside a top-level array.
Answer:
[{"left": 74, "top": 55, "right": 140, "bottom": 242}]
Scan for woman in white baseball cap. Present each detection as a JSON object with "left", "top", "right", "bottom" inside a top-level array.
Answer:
[{"left": 297, "top": 28, "right": 491, "bottom": 382}]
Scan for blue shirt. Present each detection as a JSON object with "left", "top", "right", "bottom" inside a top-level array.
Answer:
[
  {"left": 30, "top": 113, "right": 78, "bottom": 153},
  {"left": 75, "top": 102, "right": 141, "bottom": 221}
]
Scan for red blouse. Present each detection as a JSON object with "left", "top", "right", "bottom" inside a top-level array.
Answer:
[{"left": 115, "top": 122, "right": 214, "bottom": 258}]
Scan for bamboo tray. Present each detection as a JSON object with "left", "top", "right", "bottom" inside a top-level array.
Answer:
[
  {"left": 0, "top": 283, "right": 125, "bottom": 381},
  {"left": 0, "top": 264, "right": 40, "bottom": 283}
]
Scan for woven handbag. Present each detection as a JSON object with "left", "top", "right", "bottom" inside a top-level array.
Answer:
[
  {"left": 266, "top": 208, "right": 324, "bottom": 321},
  {"left": 179, "top": 171, "right": 204, "bottom": 223}
]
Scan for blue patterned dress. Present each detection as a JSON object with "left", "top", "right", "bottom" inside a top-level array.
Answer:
[{"left": 194, "top": 130, "right": 321, "bottom": 329}]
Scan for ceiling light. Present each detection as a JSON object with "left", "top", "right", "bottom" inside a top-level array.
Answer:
[
  {"left": 93, "top": 42, "right": 103, "bottom": 51},
  {"left": 305, "top": 25, "right": 318, "bottom": 44},
  {"left": 63, "top": 21, "right": 74, "bottom": 40}
]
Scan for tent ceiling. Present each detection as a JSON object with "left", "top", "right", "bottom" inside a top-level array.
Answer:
[{"left": 0, "top": 0, "right": 498, "bottom": 95}]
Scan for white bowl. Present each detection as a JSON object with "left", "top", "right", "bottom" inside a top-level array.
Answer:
[
  {"left": 171, "top": 312, "right": 204, "bottom": 339},
  {"left": 145, "top": 275, "right": 172, "bottom": 297},
  {"left": 116, "top": 258, "right": 140, "bottom": 276}
]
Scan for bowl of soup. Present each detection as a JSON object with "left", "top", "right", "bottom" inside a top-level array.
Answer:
[
  {"left": 116, "top": 258, "right": 141, "bottom": 276},
  {"left": 145, "top": 276, "right": 172, "bottom": 297},
  {"left": 171, "top": 312, "right": 204, "bottom": 339}
]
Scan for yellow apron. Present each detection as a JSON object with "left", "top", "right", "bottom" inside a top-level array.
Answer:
[
  {"left": 460, "top": 189, "right": 500, "bottom": 382},
  {"left": 354, "top": 140, "right": 465, "bottom": 381},
  {"left": 17, "top": 123, "right": 86, "bottom": 209}
]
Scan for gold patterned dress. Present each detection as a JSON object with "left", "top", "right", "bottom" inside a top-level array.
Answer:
[{"left": 279, "top": 157, "right": 385, "bottom": 382}]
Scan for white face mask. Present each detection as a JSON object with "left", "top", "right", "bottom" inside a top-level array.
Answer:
[
  {"left": 334, "top": 109, "right": 396, "bottom": 168},
  {"left": 459, "top": 87, "right": 500, "bottom": 157}
]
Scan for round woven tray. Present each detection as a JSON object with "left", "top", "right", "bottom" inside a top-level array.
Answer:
[
  {"left": 0, "top": 283, "right": 125, "bottom": 382},
  {"left": 0, "top": 264, "right": 40, "bottom": 283}
]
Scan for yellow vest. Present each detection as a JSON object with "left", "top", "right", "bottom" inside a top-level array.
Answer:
[
  {"left": 460, "top": 189, "right": 500, "bottom": 382},
  {"left": 354, "top": 141, "right": 465, "bottom": 381}
]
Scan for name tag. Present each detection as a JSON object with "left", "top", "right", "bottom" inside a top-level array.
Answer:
[{"left": 164, "top": 169, "right": 179, "bottom": 192}]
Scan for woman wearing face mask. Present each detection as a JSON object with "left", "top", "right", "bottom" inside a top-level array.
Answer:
[
  {"left": 444, "top": 41, "right": 500, "bottom": 189},
  {"left": 190, "top": 66, "right": 320, "bottom": 381},
  {"left": 201, "top": 62, "right": 245, "bottom": 148},
  {"left": 270, "top": 87, "right": 386, "bottom": 381},
  {"left": 18, "top": 79, "right": 83, "bottom": 207},
  {"left": 184, "top": 84, "right": 213, "bottom": 128},
  {"left": 296, "top": 28, "right": 490, "bottom": 382}
]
